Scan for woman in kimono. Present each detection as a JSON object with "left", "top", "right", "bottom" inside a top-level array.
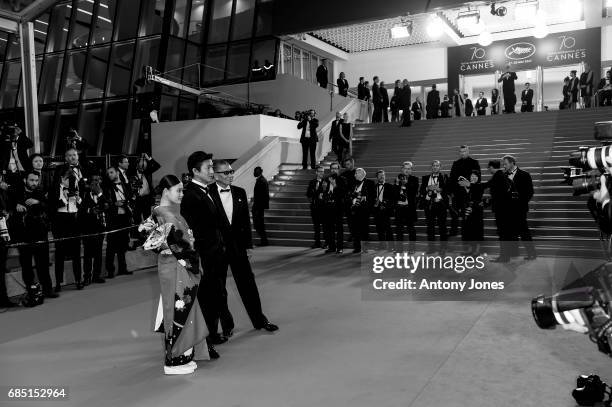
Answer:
[{"left": 141, "top": 174, "right": 211, "bottom": 375}]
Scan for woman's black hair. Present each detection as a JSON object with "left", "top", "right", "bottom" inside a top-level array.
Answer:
[
  {"left": 156, "top": 174, "right": 181, "bottom": 195},
  {"left": 470, "top": 169, "right": 482, "bottom": 183},
  {"left": 29, "top": 153, "right": 44, "bottom": 163}
]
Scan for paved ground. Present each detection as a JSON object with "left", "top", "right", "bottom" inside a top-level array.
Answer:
[{"left": 0, "top": 247, "right": 610, "bottom": 407}]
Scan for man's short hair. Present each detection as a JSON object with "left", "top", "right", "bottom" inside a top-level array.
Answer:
[
  {"left": 376, "top": 169, "right": 385, "bottom": 176},
  {"left": 254, "top": 166, "right": 263, "bottom": 177},
  {"left": 432, "top": 160, "right": 441, "bottom": 166},
  {"left": 213, "top": 159, "right": 230, "bottom": 171},
  {"left": 488, "top": 160, "right": 501, "bottom": 169},
  {"left": 343, "top": 156, "right": 354, "bottom": 164},
  {"left": 187, "top": 151, "right": 213, "bottom": 176},
  {"left": 432, "top": 84, "right": 436, "bottom": 89},
  {"left": 501, "top": 155, "right": 516, "bottom": 165},
  {"left": 65, "top": 148, "right": 78, "bottom": 156},
  {"left": 330, "top": 162, "right": 340, "bottom": 168},
  {"left": 23, "top": 170, "right": 39, "bottom": 180},
  {"left": 373, "top": 76, "right": 379, "bottom": 81},
  {"left": 525, "top": 82, "right": 530, "bottom": 85},
  {"left": 402, "top": 161, "right": 413, "bottom": 168},
  {"left": 359, "top": 76, "right": 364, "bottom": 81}
]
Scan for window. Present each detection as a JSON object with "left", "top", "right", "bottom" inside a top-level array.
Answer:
[
  {"left": 101, "top": 99, "right": 128, "bottom": 153},
  {"left": 255, "top": 0, "right": 273, "bottom": 36},
  {"left": 172, "top": 0, "right": 189, "bottom": 38},
  {"left": 231, "top": 0, "right": 255, "bottom": 40},
  {"left": 183, "top": 43, "right": 201, "bottom": 87},
  {"left": 39, "top": 54, "right": 64, "bottom": 104},
  {"left": 203, "top": 44, "right": 226, "bottom": 82},
  {"left": 188, "top": 0, "right": 205, "bottom": 43},
  {"left": 38, "top": 110, "right": 56, "bottom": 154},
  {"left": 61, "top": 50, "right": 87, "bottom": 102},
  {"left": 292, "top": 47, "right": 300, "bottom": 78},
  {"left": 6, "top": 34, "right": 21, "bottom": 60},
  {"left": 114, "top": 0, "right": 141, "bottom": 41},
  {"left": 0, "top": 61, "right": 21, "bottom": 108},
  {"left": 207, "top": 0, "right": 232, "bottom": 44},
  {"left": 92, "top": 0, "right": 116, "bottom": 46},
  {"left": 46, "top": 3, "right": 71, "bottom": 52},
  {"left": 107, "top": 42, "right": 134, "bottom": 97},
  {"left": 33, "top": 14, "right": 49, "bottom": 55},
  {"left": 0, "top": 32, "right": 8, "bottom": 61},
  {"left": 83, "top": 45, "right": 110, "bottom": 99},
  {"left": 159, "top": 93, "right": 178, "bottom": 121},
  {"left": 226, "top": 42, "right": 249, "bottom": 80},
  {"left": 133, "top": 37, "right": 161, "bottom": 93},
  {"left": 139, "top": 0, "right": 166, "bottom": 36},
  {"left": 281, "top": 43, "right": 291, "bottom": 75},
  {"left": 178, "top": 96, "right": 196, "bottom": 120},
  {"left": 69, "top": 0, "right": 94, "bottom": 49},
  {"left": 302, "top": 51, "right": 311, "bottom": 83},
  {"left": 78, "top": 102, "right": 103, "bottom": 153}
]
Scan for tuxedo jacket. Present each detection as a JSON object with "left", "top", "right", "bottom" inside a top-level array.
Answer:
[
  {"left": 351, "top": 179, "right": 376, "bottom": 209},
  {"left": 79, "top": 190, "right": 109, "bottom": 231},
  {"left": 482, "top": 170, "right": 509, "bottom": 213},
  {"left": 411, "top": 101, "right": 423, "bottom": 119},
  {"left": 180, "top": 181, "right": 226, "bottom": 257},
  {"left": 380, "top": 87, "right": 389, "bottom": 107},
  {"left": 426, "top": 90, "right": 440, "bottom": 111},
  {"left": 498, "top": 71, "right": 517, "bottom": 93},
  {"left": 337, "top": 78, "right": 349, "bottom": 96},
  {"left": 307, "top": 178, "right": 325, "bottom": 206},
  {"left": 475, "top": 97, "right": 488, "bottom": 114},
  {"left": 372, "top": 83, "right": 382, "bottom": 105},
  {"left": 357, "top": 83, "right": 366, "bottom": 100},
  {"left": 373, "top": 182, "right": 395, "bottom": 208},
  {"left": 521, "top": 89, "right": 534, "bottom": 105},
  {"left": 103, "top": 181, "right": 134, "bottom": 219},
  {"left": 420, "top": 174, "right": 449, "bottom": 204},
  {"left": 52, "top": 162, "right": 90, "bottom": 191},
  {"left": 9, "top": 187, "right": 48, "bottom": 241},
  {"left": 395, "top": 175, "right": 419, "bottom": 207},
  {"left": 253, "top": 176, "right": 269, "bottom": 210},
  {"left": 508, "top": 168, "right": 534, "bottom": 213},
  {"left": 128, "top": 158, "right": 161, "bottom": 201},
  {"left": 208, "top": 183, "right": 253, "bottom": 256},
  {"left": 464, "top": 99, "right": 474, "bottom": 116},
  {"left": 0, "top": 134, "right": 33, "bottom": 173},
  {"left": 329, "top": 119, "right": 343, "bottom": 144},
  {"left": 568, "top": 77, "right": 579, "bottom": 96},
  {"left": 297, "top": 118, "right": 319, "bottom": 145},
  {"left": 598, "top": 78, "right": 611, "bottom": 91}
]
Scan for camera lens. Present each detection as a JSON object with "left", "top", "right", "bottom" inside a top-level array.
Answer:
[{"left": 531, "top": 294, "right": 557, "bottom": 329}]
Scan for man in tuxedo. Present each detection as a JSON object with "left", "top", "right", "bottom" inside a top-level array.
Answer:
[
  {"left": 399, "top": 79, "right": 412, "bottom": 127},
  {"left": 464, "top": 94, "right": 474, "bottom": 116},
  {"left": 297, "top": 109, "right": 319, "bottom": 170},
  {"left": 117, "top": 155, "right": 130, "bottom": 185},
  {"left": 475, "top": 92, "right": 488, "bottom": 116},
  {"left": 307, "top": 166, "right": 326, "bottom": 249},
  {"left": 426, "top": 84, "right": 440, "bottom": 119},
  {"left": 357, "top": 77, "right": 366, "bottom": 100},
  {"left": 420, "top": 160, "right": 449, "bottom": 254},
  {"left": 316, "top": 62, "right": 328, "bottom": 89},
  {"left": 502, "top": 155, "right": 537, "bottom": 260},
  {"left": 53, "top": 148, "right": 89, "bottom": 192},
  {"left": 13, "top": 171, "right": 56, "bottom": 298},
  {"left": 340, "top": 157, "right": 356, "bottom": 240},
  {"left": 449, "top": 145, "right": 480, "bottom": 237},
  {"left": 337, "top": 72, "right": 349, "bottom": 97},
  {"left": 79, "top": 173, "right": 108, "bottom": 285},
  {"left": 394, "top": 162, "right": 419, "bottom": 252},
  {"left": 252, "top": 166, "right": 269, "bottom": 246},
  {"left": 371, "top": 76, "right": 383, "bottom": 123},
  {"left": 103, "top": 166, "right": 133, "bottom": 279},
  {"left": 0, "top": 123, "right": 32, "bottom": 184},
  {"left": 349, "top": 168, "right": 375, "bottom": 253},
  {"left": 380, "top": 81, "right": 390, "bottom": 122},
  {"left": 411, "top": 97, "right": 424, "bottom": 120},
  {"left": 129, "top": 153, "right": 161, "bottom": 225},
  {"left": 373, "top": 170, "right": 394, "bottom": 247},
  {"left": 440, "top": 95, "right": 452, "bottom": 118},
  {"left": 181, "top": 151, "right": 229, "bottom": 347},
  {"left": 329, "top": 112, "right": 344, "bottom": 163},
  {"left": 323, "top": 164, "right": 345, "bottom": 254},
  {"left": 520, "top": 83, "right": 534, "bottom": 112},
  {"left": 598, "top": 70, "right": 612, "bottom": 106},
  {"left": 482, "top": 160, "right": 512, "bottom": 263},
  {"left": 568, "top": 70, "right": 579, "bottom": 110},
  {"left": 498, "top": 64, "right": 518, "bottom": 113},
  {"left": 209, "top": 160, "right": 278, "bottom": 336}
]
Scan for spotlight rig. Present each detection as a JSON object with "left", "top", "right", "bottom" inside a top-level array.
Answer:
[{"left": 490, "top": 2, "right": 508, "bottom": 16}]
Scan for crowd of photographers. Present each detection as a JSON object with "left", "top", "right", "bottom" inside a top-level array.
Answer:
[{"left": 0, "top": 123, "right": 160, "bottom": 308}]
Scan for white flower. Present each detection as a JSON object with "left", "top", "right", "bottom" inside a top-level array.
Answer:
[{"left": 175, "top": 299, "right": 185, "bottom": 310}]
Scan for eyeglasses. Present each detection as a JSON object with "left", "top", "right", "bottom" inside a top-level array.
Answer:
[{"left": 215, "top": 170, "right": 235, "bottom": 175}]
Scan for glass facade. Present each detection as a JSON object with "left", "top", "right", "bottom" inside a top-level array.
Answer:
[
  {"left": 279, "top": 41, "right": 331, "bottom": 87},
  {"left": 0, "top": 0, "right": 279, "bottom": 155}
]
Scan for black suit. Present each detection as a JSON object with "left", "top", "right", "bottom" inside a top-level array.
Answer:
[
  {"left": 181, "top": 181, "right": 228, "bottom": 337},
  {"left": 449, "top": 157, "right": 480, "bottom": 235},
  {"left": 521, "top": 89, "right": 534, "bottom": 112},
  {"left": 597, "top": 77, "right": 612, "bottom": 106},
  {"left": 349, "top": 178, "right": 375, "bottom": 251},
  {"left": 475, "top": 97, "right": 488, "bottom": 115},
  {"left": 420, "top": 174, "right": 449, "bottom": 246},
  {"left": 209, "top": 183, "right": 269, "bottom": 331},
  {"left": 79, "top": 190, "right": 108, "bottom": 281},
  {"left": 568, "top": 77, "right": 579, "bottom": 104},
  {"left": 316, "top": 65, "right": 328, "bottom": 88},
  {"left": 357, "top": 83, "right": 366, "bottom": 100},
  {"left": 372, "top": 83, "right": 383, "bottom": 123},
  {"left": 329, "top": 119, "right": 344, "bottom": 162},
  {"left": 394, "top": 176, "right": 419, "bottom": 243},
  {"left": 307, "top": 178, "right": 326, "bottom": 246},
  {"left": 426, "top": 90, "right": 440, "bottom": 119},
  {"left": 373, "top": 182, "right": 394, "bottom": 243},
  {"left": 411, "top": 101, "right": 423, "bottom": 120},
  {"left": 297, "top": 118, "right": 319, "bottom": 169},
  {"left": 103, "top": 181, "right": 133, "bottom": 277},
  {"left": 506, "top": 168, "right": 536, "bottom": 257},
  {"left": 129, "top": 158, "right": 161, "bottom": 224},
  {"left": 252, "top": 175, "right": 269, "bottom": 245},
  {"left": 322, "top": 178, "right": 344, "bottom": 251},
  {"left": 498, "top": 71, "right": 518, "bottom": 113},
  {"left": 0, "top": 134, "right": 33, "bottom": 179},
  {"left": 337, "top": 78, "right": 349, "bottom": 97},
  {"left": 464, "top": 99, "right": 474, "bottom": 116},
  {"left": 399, "top": 86, "right": 412, "bottom": 126},
  {"left": 381, "top": 87, "right": 389, "bottom": 122}
]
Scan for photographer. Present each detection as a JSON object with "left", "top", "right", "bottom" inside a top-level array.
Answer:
[
  {"left": 0, "top": 122, "right": 33, "bottom": 185},
  {"left": 53, "top": 148, "right": 89, "bottom": 193},
  {"left": 103, "top": 166, "right": 134, "bottom": 278},
  {"left": 322, "top": 171, "right": 344, "bottom": 254},
  {"left": 349, "top": 168, "right": 375, "bottom": 254},
  {"left": 394, "top": 162, "right": 419, "bottom": 252},
  {"left": 373, "top": 170, "right": 394, "bottom": 247},
  {"left": 297, "top": 109, "right": 319, "bottom": 170},
  {"left": 129, "top": 153, "right": 161, "bottom": 225},
  {"left": 64, "top": 127, "right": 90, "bottom": 159},
  {"left": 420, "top": 160, "right": 449, "bottom": 255},
  {"left": 0, "top": 185, "right": 15, "bottom": 307},
  {"left": 51, "top": 167, "right": 83, "bottom": 291},
  {"left": 306, "top": 166, "right": 327, "bottom": 249},
  {"left": 449, "top": 145, "right": 481, "bottom": 237},
  {"left": 12, "top": 171, "right": 56, "bottom": 299},
  {"left": 79, "top": 173, "right": 108, "bottom": 285}
]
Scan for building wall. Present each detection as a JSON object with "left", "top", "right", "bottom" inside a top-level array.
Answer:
[
  {"left": 335, "top": 44, "right": 447, "bottom": 89},
  {"left": 603, "top": 25, "right": 612, "bottom": 63}
]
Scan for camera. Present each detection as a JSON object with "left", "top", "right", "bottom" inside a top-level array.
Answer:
[
  {"left": 572, "top": 374, "right": 610, "bottom": 406},
  {"left": 1, "top": 121, "right": 21, "bottom": 142},
  {"left": 531, "top": 262, "right": 612, "bottom": 357}
]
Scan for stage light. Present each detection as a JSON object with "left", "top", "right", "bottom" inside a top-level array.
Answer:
[
  {"left": 390, "top": 23, "right": 412, "bottom": 39},
  {"left": 479, "top": 31, "right": 493, "bottom": 46},
  {"left": 533, "top": 22, "right": 549, "bottom": 38},
  {"left": 515, "top": 1, "right": 538, "bottom": 22},
  {"left": 426, "top": 15, "right": 444, "bottom": 39},
  {"left": 490, "top": 3, "right": 507, "bottom": 16}
]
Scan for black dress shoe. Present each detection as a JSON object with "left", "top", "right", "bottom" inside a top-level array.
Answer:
[
  {"left": 209, "top": 335, "right": 228, "bottom": 345},
  {"left": 75, "top": 281, "right": 84, "bottom": 290},
  {"left": 92, "top": 277, "right": 106, "bottom": 284},
  {"left": 207, "top": 344, "right": 220, "bottom": 359},
  {"left": 222, "top": 329, "right": 233, "bottom": 338},
  {"left": 257, "top": 322, "right": 279, "bottom": 332},
  {"left": 44, "top": 291, "right": 59, "bottom": 299},
  {"left": 54, "top": 284, "right": 62, "bottom": 293}
]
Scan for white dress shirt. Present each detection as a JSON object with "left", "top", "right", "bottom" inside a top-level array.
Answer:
[{"left": 216, "top": 183, "right": 233, "bottom": 224}]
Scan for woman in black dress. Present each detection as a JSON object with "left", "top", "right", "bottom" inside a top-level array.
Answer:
[
  {"left": 561, "top": 77, "right": 570, "bottom": 109},
  {"left": 491, "top": 89, "right": 500, "bottom": 115},
  {"left": 460, "top": 170, "right": 484, "bottom": 255}
]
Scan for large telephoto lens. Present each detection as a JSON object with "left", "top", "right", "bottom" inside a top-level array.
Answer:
[
  {"left": 531, "top": 287, "right": 596, "bottom": 329},
  {"left": 572, "top": 174, "right": 601, "bottom": 196}
]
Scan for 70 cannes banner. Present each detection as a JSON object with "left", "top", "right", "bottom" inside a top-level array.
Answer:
[{"left": 447, "top": 27, "right": 601, "bottom": 75}]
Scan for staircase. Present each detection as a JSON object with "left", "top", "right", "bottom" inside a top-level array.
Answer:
[{"left": 256, "top": 107, "right": 612, "bottom": 258}]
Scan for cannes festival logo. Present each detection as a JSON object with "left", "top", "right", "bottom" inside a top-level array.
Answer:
[{"left": 505, "top": 42, "right": 536, "bottom": 60}]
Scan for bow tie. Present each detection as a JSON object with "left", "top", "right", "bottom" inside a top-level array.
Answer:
[
  {"left": 219, "top": 189, "right": 230, "bottom": 193},
  {"left": 70, "top": 165, "right": 79, "bottom": 169}
]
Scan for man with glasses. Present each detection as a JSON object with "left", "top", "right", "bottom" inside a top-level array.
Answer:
[{"left": 209, "top": 160, "right": 279, "bottom": 337}]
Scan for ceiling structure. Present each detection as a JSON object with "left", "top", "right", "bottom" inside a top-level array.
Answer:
[
  {"left": 0, "top": 0, "right": 60, "bottom": 27},
  {"left": 307, "top": 0, "right": 586, "bottom": 53}
]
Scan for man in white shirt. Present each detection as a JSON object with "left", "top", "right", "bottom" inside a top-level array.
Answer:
[{"left": 208, "top": 160, "right": 278, "bottom": 337}]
